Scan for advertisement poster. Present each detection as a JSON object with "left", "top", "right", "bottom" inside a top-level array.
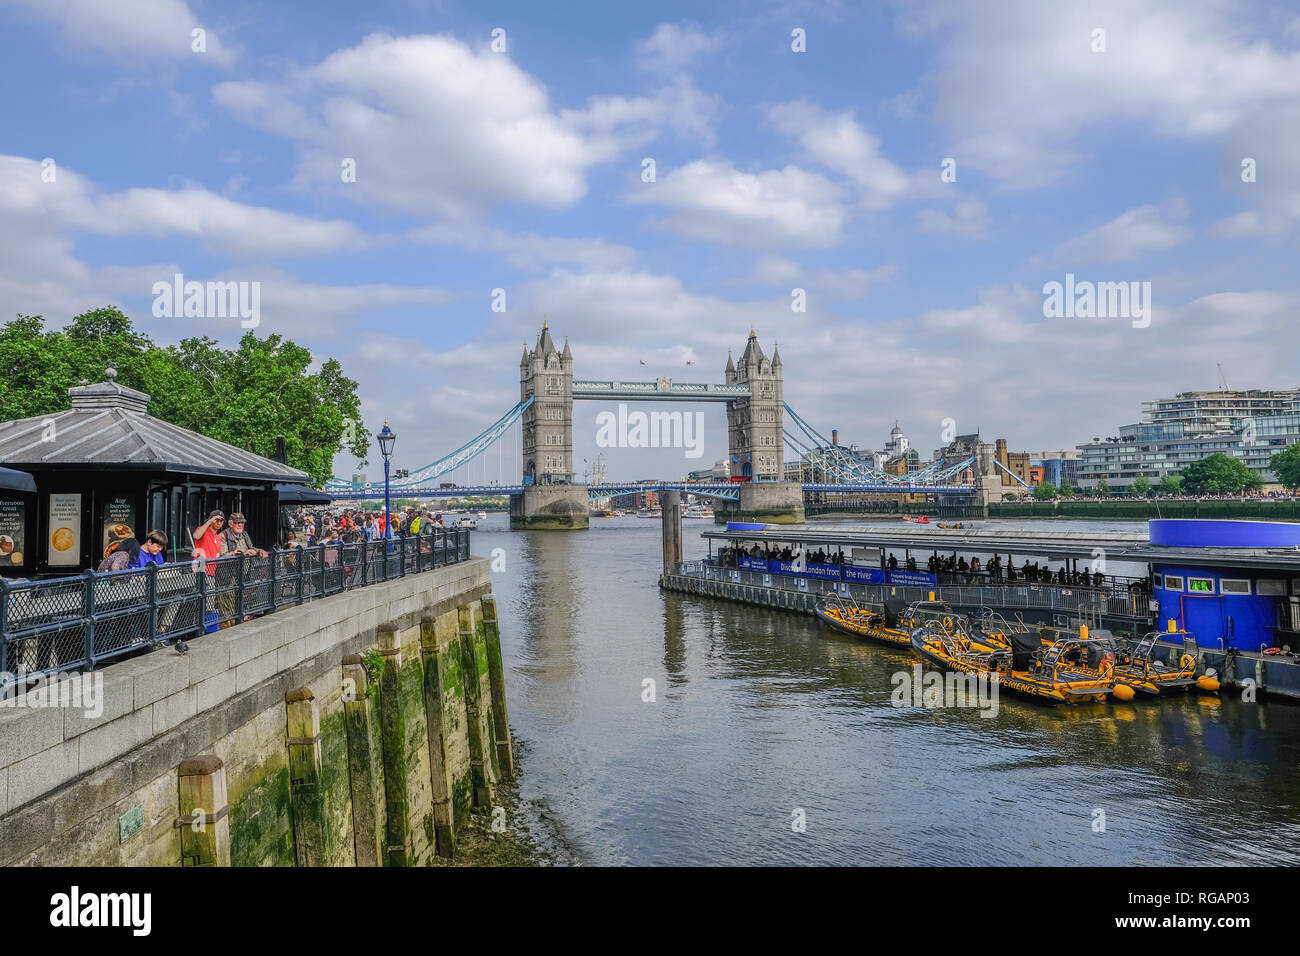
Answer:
[
  {"left": 48, "top": 493, "right": 81, "bottom": 567},
  {"left": 101, "top": 495, "right": 136, "bottom": 561},
  {"left": 0, "top": 499, "right": 25, "bottom": 567}
]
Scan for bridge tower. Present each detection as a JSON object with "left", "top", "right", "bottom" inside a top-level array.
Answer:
[
  {"left": 725, "top": 329, "right": 784, "bottom": 480},
  {"left": 519, "top": 320, "right": 574, "bottom": 484},
  {"left": 719, "top": 329, "right": 803, "bottom": 524},
  {"left": 512, "top": 321, "right": 588, "bottom": 530}
]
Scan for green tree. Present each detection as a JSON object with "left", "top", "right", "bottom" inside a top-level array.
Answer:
[
  {"left": 1094, "top": 479, "right": 1111, "bottom": 497},
  {"left": 0, "top": 309, "right": 368, "bottom": 486},
  {"left": 1131, "top": 474, "right": 1151, "bottom": 496},
  {"left": 1269, "top": 443, "right": 1300, "bottom": 491},
  {"left": 1059, "top": 478, "right": 1074, "bottom": 498},
  {"left": 1180, "top": 453, "right": 1263, "bottom": 494},
  {"left": 1033, "top": 481, "right": 1057, "bottom": 501},
  {"left": 1157, "top": 473, "right": 1183, "bottom": 495}
]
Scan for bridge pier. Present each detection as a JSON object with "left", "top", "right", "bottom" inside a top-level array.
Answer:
[
  {"left": 716, "top": 481, "right": 805, "bottom": 525},
  {"left": 509, "top": 484, "right": 590, "bottom": 531}
]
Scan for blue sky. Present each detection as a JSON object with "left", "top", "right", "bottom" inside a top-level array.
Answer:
[{"left": 2, "top": 0, "right": 1299, "bottom": 482}]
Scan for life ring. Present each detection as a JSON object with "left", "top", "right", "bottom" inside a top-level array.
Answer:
[
  {"left": 1179, "top": 653, "right": 1196, "bottom": 669},
  {"left": 1099, "top": 660, "right": 1114, "bottom": 677},
  {"left": 1264, "top": 647, "right": 1281, "bottom": 655},
  {"left": 942, "top": 616, "right": 955, "bottom": 631}
]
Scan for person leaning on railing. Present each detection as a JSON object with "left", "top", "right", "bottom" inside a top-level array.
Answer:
[{"left": 217, "top": 512, "right": 267, "bottom": 628}]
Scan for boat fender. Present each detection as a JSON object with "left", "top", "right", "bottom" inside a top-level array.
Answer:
[{"left": 1112, "top": 683, "right": 1135, "bottom": 701}]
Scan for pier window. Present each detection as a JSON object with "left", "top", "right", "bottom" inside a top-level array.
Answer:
[
  {"left": 1221, "top": 578, "right": 1253, "bottom": 595},
  {"left": 1163, "top": 574, "right": 1184, "bottom": 591},
  {"left": 1152, "top": 574, "right": 1163, "bottom": 588},
  {"left": 1256, "top": 579, "right": 1286, "bottom": 596},
  {"left": 1188, "top": 577, "right": 1216, "bottom": 594}
]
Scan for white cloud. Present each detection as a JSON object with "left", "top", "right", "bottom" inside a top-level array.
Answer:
[
  {"left": 1053, "top": 203, "right": 1191, "bottom": 263},
  {"left": 906, "top": 0, "right": 1300, "bottom": 189},
  {"left": 410, "top": 224, "right": 637, "bottom": 271},
  {"left": 628, "top": 159, "right": 848, "bottom": 247},
  {"left": 766, "top": 100, "right": 911, "bottom": 210},
  {"left": 10, "top": 0, "right": 237, "bottom": 66},
  {"left": 636, "top": 23, "right": 725, "bottom": 74},
  {"left": 746, "top": 257, "right": 896, "bottom": 299},
  {"left": 0, "top": 155, "right": 363, "bottom": 259},
  {"left": 916, "top": 199, "right": 990, "bottom": 238},
  {"left": 215, "top": 32, "right": 708, "bottom": 219}
]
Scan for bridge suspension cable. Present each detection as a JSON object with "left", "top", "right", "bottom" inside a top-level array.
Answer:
[
  {"left": 327, "top": 396, "right": 534, "bottom": 491},
  {"left": 782, "top": 403, "right": 909, "bottom": 485}
]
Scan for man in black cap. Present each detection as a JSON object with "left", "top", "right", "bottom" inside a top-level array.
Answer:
[{"left": 220, "top": 512, "right": 266, "bottom": 559}]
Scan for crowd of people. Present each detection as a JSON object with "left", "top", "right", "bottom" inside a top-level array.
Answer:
[
  {"left": 713, "top": 543, "right": 1128, "bottom": 591},
  {"left": 283, "top": 506, "right": 450, "bottom": 546}
]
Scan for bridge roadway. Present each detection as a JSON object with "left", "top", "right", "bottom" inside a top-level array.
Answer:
[{"left": 326, "top": 481, "right": 979, "bottom": 502}]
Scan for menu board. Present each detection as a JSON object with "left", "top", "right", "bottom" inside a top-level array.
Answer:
[
  {"left": 101, "top": 495, "right": 136, "bottom": 561},
  {"left": 0, "top": 499, "right": 25, "bottom": 567},
  {"left": 48, "top": 493, "right": 81, "bottom": 567}
]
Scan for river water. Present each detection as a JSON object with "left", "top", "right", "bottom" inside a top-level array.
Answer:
[{"left": 474, "top": 513, "right": 1300, "bottom": 866}]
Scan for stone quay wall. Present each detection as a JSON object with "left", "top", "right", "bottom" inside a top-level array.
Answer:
[{"left": 0, "top": 558, "right": 513, "bottom": 866}]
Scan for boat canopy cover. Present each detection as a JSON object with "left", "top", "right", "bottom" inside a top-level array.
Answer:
[{"left": 1008, "top": 630, "right": 1042, "bottom": 670}]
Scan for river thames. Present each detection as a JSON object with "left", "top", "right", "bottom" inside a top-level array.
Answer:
[{"left": 476, "top": 514, "right": 1300, "bottom": 866}]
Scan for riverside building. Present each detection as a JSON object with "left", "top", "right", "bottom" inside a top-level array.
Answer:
[{"left": 1077, "top": 388, "right": 1300, "bottom": 491}]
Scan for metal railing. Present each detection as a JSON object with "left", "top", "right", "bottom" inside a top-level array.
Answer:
[
  {"left": 672, "top": 561, "right": 1152, "bottom": 621},
  {"left": 0, "top": 528, "right": 471, "bottom": 690}
]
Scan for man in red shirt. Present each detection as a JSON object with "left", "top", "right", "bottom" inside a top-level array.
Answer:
[{"left": 193, "top": 510, "right": 224, "bottom": 573}]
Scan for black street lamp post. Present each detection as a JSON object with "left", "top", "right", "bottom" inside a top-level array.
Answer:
[{"left": 378, "top": 421, "right": 396, "bottom": 545}]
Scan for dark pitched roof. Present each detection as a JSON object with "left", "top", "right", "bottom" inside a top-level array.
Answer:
[{"left": 0, "top": 377, "right": 309, "bottom": 483}]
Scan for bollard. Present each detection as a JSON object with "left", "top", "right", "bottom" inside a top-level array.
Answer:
[
  {"left": 177, "top": 755, "right": 230, "bottom": 867},
  {"left": 341, "top": 655, "right": 383, "bottom": 866},
  {"left": 286, "top": 687, "right": 326, "bottom": 866}
]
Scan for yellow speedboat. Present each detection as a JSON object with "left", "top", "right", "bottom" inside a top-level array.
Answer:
[
  {"left": 816, "top": 595, "right": 958, "bottom": 649},
  {"left": 1112, "top": 631, "right": 1221, "bottom": 695},
  {"left": 912, "top": 619, "right": 1133, "bottom": 704}
]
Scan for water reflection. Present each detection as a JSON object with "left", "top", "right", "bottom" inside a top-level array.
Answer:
[{"left": 475, "top": 514, "right": 1300, "bottom": 865}]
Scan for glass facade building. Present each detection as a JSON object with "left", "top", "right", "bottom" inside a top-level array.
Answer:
[{"left": 1077, "top": 390, "right": 1300, "bottom": 489}]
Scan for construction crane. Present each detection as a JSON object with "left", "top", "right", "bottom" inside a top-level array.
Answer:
[{"left": 1217, "top": 363, "right": 1230, "bottom": 392}]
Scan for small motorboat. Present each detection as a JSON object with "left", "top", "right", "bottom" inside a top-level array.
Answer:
[
  {"left": 455, "top": 516, "right": 478, "bottom": 529},
  {"left": 912, "top": 620, "right": 1134, "bottom": 704},
  {"left": 815, "top": 596, "right": 956, "bottom": 650},
  {"left": 1111, "top": 631, "right": 1220, "bottom": 695},
  {"left": 477, "top": 511, "right": 487, "bottom": 520},
  {"left": 903, "top": 515, "right": 931, "bottom": 524},
  {"left": 636, "top": 508, "right": 662, "bottom": 518}
]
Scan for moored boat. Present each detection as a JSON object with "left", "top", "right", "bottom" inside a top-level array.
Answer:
[
  {"left": 1112, "top": 631, "right": 1221, "bottom": 695},
  {"left": 815, "top": 595, "right": 959, "bottom": 649},
  {"left": 912, "top": 618, "right": 1134, "bottom": 704}
]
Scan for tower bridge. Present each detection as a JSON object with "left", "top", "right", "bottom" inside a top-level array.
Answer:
[{"left": 327, "top": 322, "right": 992, "bottom": 529}]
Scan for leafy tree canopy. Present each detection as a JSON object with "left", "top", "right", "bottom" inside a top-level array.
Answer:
[
  {"left": 1032, "top": 481, "right": 1057, "bottom": 500},
  {"left": 0, "top": 307, "right": 368, "bottom": 486},
  {"left": 1157, "top": 473, "right": 1183, "bottom": 495},
  {"left": 1179, "top": 453, "right": 1263, "bottom": 495},
  {"left": 1269, "top": 443, "right": 1300, "bottom": 491},
  {"left": 1130, "top": 474, "right": 1151, "bottom": 496}
]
